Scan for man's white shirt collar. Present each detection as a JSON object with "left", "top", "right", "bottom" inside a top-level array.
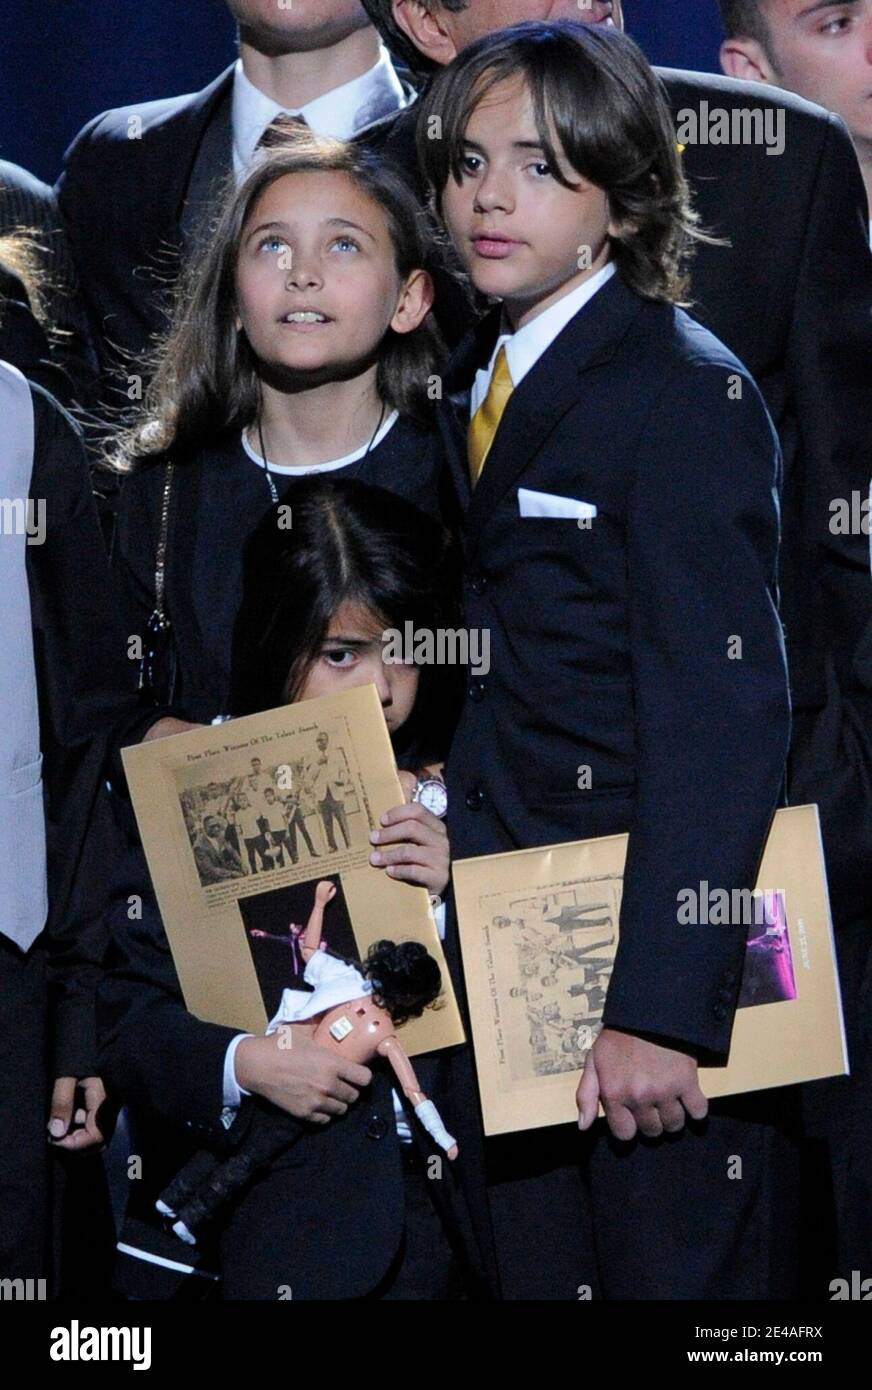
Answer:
[
  {"left": 471, "top": 262, "right": 617, "bottom": 416},
  {"left": 232, "top": 46, "right": 410, "bottom": 180}
]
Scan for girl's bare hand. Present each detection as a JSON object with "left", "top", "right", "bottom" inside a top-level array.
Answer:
[
  {"left": 369, "top": 799, "right": 449, "bottom": 897},
  {"left": 235, "top": 1033, "right": 371, "bottom": 1124}
]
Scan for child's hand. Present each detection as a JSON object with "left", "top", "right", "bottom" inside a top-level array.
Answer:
[
  {"left": 235, "top": 1033, "right": 371, "bottom": 1125},
  {"left": 576, "top": 1028, "right": 708, "bottom": 1140},
  {"left": 369, "top": 792, "right": 449, "bottom": 898},
  {"left": 48, "top": 1076, "right": 107, "bottom": 1150}
]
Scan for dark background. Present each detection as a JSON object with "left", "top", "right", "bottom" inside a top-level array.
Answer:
[{"left": 0, "top": 1, "right": 725, "bottom": 185}]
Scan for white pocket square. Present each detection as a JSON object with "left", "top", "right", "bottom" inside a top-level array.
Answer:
[{"left": 517, "top": 488, "right": 597, "bottom": 520}]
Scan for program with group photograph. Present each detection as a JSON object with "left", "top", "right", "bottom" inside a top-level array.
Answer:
[{"left": 122, "top": 684, "right": 463, "bottom": 1057}]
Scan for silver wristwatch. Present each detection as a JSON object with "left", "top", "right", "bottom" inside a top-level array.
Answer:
[{"left": 413, "top": 775, "right": 448, "bottom": 819}]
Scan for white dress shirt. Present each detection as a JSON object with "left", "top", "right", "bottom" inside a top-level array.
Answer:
[
  {"left": 231, "top": 46, "right": 411, "bottom": 180},
  {"left": 470, "top": 261, "right": 617, "bottom": 417}
]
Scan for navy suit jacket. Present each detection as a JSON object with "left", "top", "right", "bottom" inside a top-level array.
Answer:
[{"left": 441, "top": 273, "right": 792, "bottom": 1058}]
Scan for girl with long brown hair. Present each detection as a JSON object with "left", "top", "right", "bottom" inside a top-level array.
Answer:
[{"left": 109, "top": 131, "right": 449, "bottom": 723}]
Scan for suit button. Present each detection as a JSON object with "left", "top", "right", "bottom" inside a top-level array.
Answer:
[
  {"left": 365, "top": 1115, "right": 389, "bottom": 1141},
  {"left": 465, "top": 787, "right": 484, "bottom": 811},
  {"left": 467, "top": 678, "right": 487, "bottom": 702},
  {"left": 470, "top": 574, "right": 488, "bottom": 596}
]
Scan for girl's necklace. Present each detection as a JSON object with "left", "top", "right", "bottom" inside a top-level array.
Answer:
[{"left": 255, "top": 402, "right": 388, "bottom": 504}]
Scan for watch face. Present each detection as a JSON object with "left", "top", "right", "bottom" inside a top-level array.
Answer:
[{"left": 417, "top": 779, "right": 448, "bottom": 818}]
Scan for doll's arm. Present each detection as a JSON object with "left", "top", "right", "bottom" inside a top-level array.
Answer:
[
  {"left": 377, "top": 1033, "right": 424, "bottom": 1104},
  {"left": 377, "top": 1035, "right": 458, "bottom": 1159},
  {"left": 299, "top": 880, "right": 338, "bottom": 961}
]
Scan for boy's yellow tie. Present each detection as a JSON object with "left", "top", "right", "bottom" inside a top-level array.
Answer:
[{"left": 467, "top": 345, "right": 514, "bottom": 487}]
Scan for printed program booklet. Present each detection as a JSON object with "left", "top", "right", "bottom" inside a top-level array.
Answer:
[
  {"left": 122, "top": 684, "right": 463, "bottom": 1057},
  {"left": 454, "top": 805, "right": 845, "bottom": 1135}
]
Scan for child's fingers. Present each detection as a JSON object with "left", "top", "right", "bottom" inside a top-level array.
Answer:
[
  {"left": 48, "top": 1076, "right": 76, "bottom": 1139},
  {"left": 370, "top": 841, "right": 446, "bottom": 872},
  {"left": 576, "top": 1052, "right": 600, "bottom": 1131},
  {"left": 371, "top": 815, "right": 445, "bottom": 849},
  {"left": 680, "top": 1079, "right": 709, "bottom": 1123},
  {"left": 370, "top": 842, "right": 424, "bottom": 868},
  {"left": 396, "top": 770, "right": 418, "bottom": 801},
  {"left": 602, "top": 1099, "right": 638, "bottom": 1143},
  {"left": 53, "top": 1124, "right": 104, "bottom": 1152},
  {"left": 314, "top": 1096, "right": 349, "bottom": 1119},
  {"left": 383, "top": 863, "right": 437, "bottom": 888},
  {"left": 379, "top": 802, "right": 446, "bottom": 834}
]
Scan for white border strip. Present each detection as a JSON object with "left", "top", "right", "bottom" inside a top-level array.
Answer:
[{"left": 117, "top": 1242, "right": 220, "bottom": 1280}]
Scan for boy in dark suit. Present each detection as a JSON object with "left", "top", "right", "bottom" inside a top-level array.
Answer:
[{"left": 419, "top": 21, "right": 796, "bottom": 1299}]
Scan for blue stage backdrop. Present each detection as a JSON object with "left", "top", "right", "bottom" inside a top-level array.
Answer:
[{"left": 0, "top": 1, "right": 725, "bottom": 185}]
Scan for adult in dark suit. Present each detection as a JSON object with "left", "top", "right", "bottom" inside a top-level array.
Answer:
[
  {"left": 0, "top": 362, "right": 160, "bottom": 1289},
  {"left": 192, "top": 816, "right": 244, "bottom": 884},
  {"left": 0, "top": 161, "right": 97, "bottom": 409},
  {"left": 56, "top": 0, "right": 416, "bottom": 410},
  {"left": 717, "top": 0, "right": 872, "bottom": 1280}
]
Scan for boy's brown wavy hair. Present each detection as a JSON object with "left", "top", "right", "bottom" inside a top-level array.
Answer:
[{"left": 417, "top": 21, "right": 711, "bottom": 307}]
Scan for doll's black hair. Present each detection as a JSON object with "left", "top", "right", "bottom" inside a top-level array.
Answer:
[{"left": 362, "top": 939, "right": 443, "bottom": 1027}]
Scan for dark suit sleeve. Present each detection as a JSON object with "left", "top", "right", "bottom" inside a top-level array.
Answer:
[
  {"left": 54, "top": 112, "right": 109, "bottom": 339},
  {"left": 601, "top": 361, "right": 791, "bottom": 1057},
  {"left": 782, "top": 118, "right": 872, "bottom": 926},
  {"left": 789, "top": 622, "right": 872, "bottom": 931},
  {"left": 786, "top": 115, "right": 871, "bottom": 676},
  {"left": 0, "top": 265, "right": 68, "bottom": 401},
  {"left": 0, "top": 163, "right": 98, "bottom": 410},
  {"left": 27, "top": 387, "right": 146, "bottom": 1076},
  {"left": 98, "top": 861, "right": 248, "bottom": 1148}
]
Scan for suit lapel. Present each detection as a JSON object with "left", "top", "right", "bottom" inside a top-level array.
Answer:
[
  {"left": 176, "top": 69, "right": 235, "bottom": 258},
  {"left": 464, "top": 274, "right": 644, "bottom": 544},
  {"left": 123, "top": 67, "right": 234, "bottom": 285},
  {"left": 441, "top": 309, "right": 503, "bottom": 523}
]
